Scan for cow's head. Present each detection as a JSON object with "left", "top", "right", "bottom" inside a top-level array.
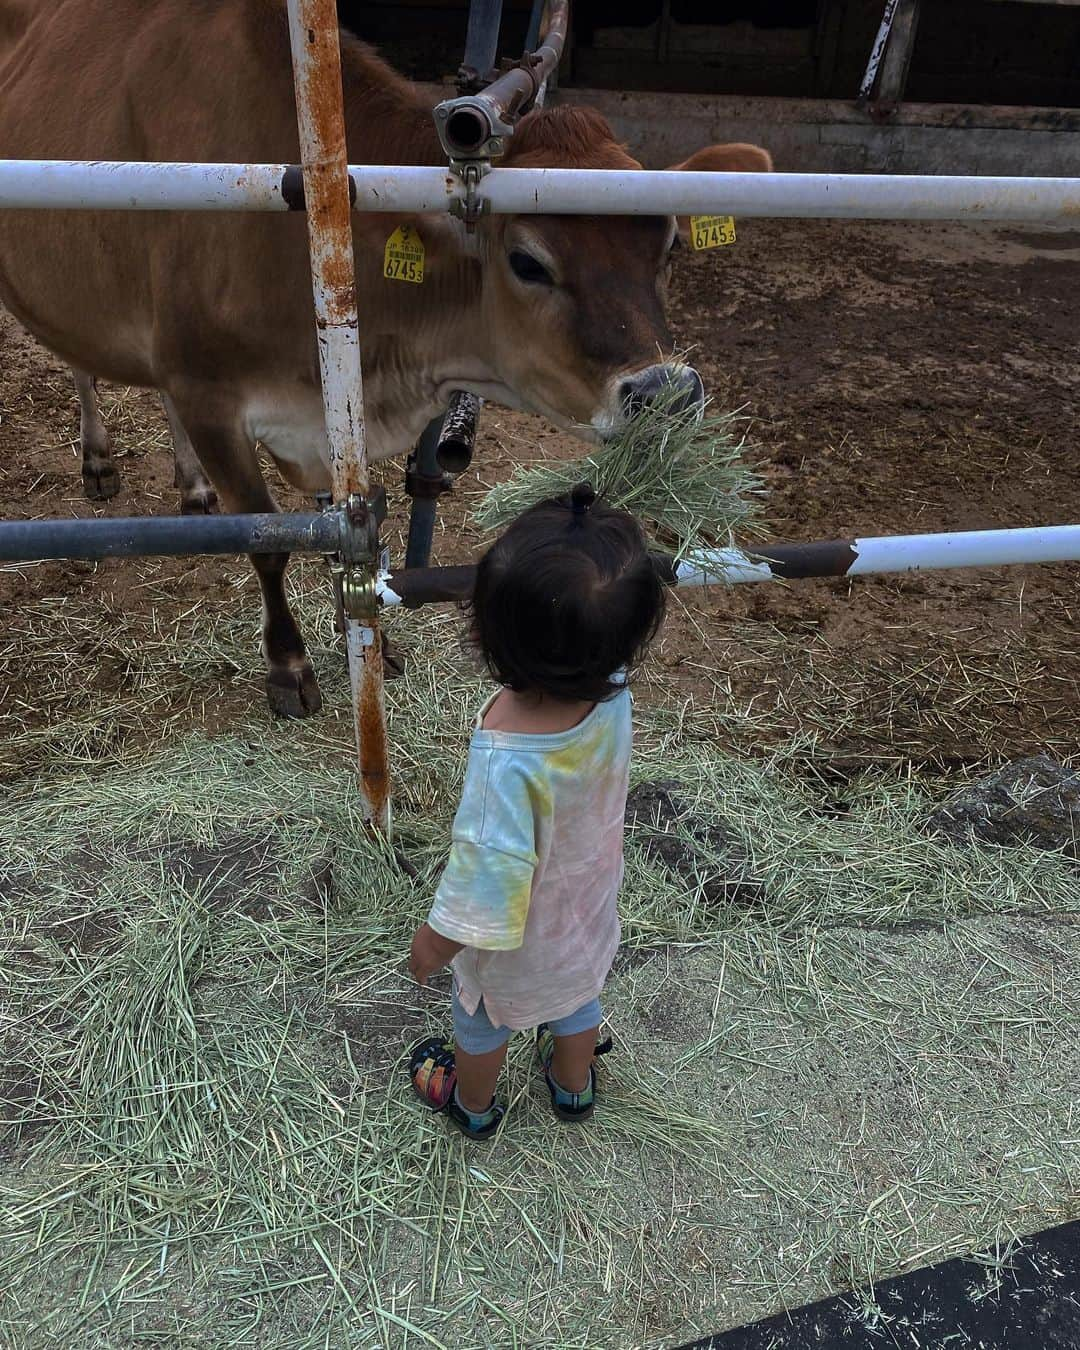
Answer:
[{"left": 473, "top": 107, "right": 772, "bottom": 440}]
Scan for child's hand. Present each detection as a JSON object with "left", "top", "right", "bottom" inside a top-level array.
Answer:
[{"left": 409, "top": 922, "right": 463, "bottom": 986}]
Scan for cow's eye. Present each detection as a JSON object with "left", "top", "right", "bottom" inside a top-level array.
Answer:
[{"left": 508, "top": 250, "right": 553, "bottom": 285}]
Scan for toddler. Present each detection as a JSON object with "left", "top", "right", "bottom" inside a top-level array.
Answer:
[{"left": 407, "top": 482, "right": 665, "bottom": 1140}]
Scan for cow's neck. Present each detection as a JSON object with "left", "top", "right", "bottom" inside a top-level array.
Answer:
[
  {"left": 339, "top": 34, "right": 445, "bottom": 168},
  {"left": 358, "top": 234, "right": 519, "bottom": 458}
]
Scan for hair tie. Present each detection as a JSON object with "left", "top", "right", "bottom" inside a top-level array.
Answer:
[{"left": 570, "top": 482, "right": 596, "bottom": 520}]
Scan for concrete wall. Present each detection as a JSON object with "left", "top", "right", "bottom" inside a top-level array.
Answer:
[{"left": 555, "top": 90, "right": 1080, "bottom": 176}]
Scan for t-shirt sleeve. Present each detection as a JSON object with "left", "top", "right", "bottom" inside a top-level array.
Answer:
[{"left": 427, "top": 748, "right": 539, "bottom": 951}]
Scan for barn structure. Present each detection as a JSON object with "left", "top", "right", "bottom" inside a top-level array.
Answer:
[{"left": 347, "top": 0, "right": 1080, "bottom": 173}]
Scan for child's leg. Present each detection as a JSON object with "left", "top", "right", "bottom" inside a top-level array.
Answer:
[
  {"left": 547, "top": 1026, "right": 600, "bottom": 1094},
  {"left": 452, "top": 990, "right": 511, "bottom": 1113},
  {"left": 455, "top": 1043, "right": 510, "bottom": 1113},
  {"left": 409, "top": 992, "right": 511, "bottom": 1141},
  {"left": 538, "top": 998, "right": 604, "bottom": 1122}
]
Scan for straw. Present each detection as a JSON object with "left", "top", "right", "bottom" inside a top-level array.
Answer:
[
  {"left": 1, "top": 580, "right": 1078, "bottom": 1346},
  {"left": 472, "top": 392, "right": 764, "bottom": 559}
]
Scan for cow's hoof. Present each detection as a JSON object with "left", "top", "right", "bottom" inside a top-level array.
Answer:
[
  {"left": 382, "top": 635, "right": 407, "bottom": 681},
  {"left": 82, "top": 461, "right": 121, "bottom": 501},
  {"left": 266, "top": 662, "right": 323, "bottom": 718},
  {"left": 180, "top": 486, "right": 219, "bottom": 515}
]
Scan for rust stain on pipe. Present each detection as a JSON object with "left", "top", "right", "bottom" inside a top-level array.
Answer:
[
  {"left": 289, "top": 0, "right": 387, "bottom": 832},
  {"left": 357, "top": 639, "right": 390, "bottom": 824}
]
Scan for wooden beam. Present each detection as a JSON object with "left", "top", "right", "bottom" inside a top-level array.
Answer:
[
  {"left": 877, "top": 0, "right": 921, "bottom": 105},
  {"left": 813, "top": 0, "right": 846, "bottom": 97}
]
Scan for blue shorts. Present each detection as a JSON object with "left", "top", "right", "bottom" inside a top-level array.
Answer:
[{"left": 452, "top": 987, "right": 602, "bottom": 1056}]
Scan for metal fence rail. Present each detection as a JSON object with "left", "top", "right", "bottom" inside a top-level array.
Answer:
[
  {"left": 2, "top": 161, "right": 1080, "bottom": 222},
  {"left": 375, "top": 524, "right": 1080, "bottom": 606},
  {"left": 4, "top": 516, "right": 1076, "bottom": 591},
  {"left": 0, "top": 512, "right": 340, "bottom": 561}
]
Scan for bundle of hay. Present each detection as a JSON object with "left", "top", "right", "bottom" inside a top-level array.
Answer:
[{"left": 473, "top": 393, "right": 764, "bottom": 559}]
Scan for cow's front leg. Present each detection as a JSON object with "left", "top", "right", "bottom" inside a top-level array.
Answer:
[
  {"left": 72, "top": 369, "right": 121, "bottom": 500},
  {"left": 171, "top": 397, "right": 321, "bottom": 718},
  {"left": 252, "top": 548, "right": 322, "bottom": 717}
]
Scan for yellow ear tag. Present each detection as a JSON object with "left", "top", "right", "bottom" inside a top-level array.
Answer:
[
  {"left": 383, "top": 224, "right": 425, "bottom": 283},
  {"left": 689, "top": 215, "right": 736, "bottom": 250}
]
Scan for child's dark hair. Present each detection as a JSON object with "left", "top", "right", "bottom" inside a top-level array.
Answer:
[{"left": 471, "top": 484, "right": 666, "bottom": 703}]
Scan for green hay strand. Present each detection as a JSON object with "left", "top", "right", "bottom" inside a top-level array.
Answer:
[{"left": 472, "top": 394, "right": 764, "bottom": 558}]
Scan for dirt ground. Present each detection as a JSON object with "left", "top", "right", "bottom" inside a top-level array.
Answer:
[
  {"left": 1, "top": 219, "right": 1079, "bottom": 781},
  {"left": 2, "top": 219, "right": 1080, "bottom": 1348}
]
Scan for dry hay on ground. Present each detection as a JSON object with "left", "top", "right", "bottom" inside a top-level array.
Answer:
[
  {"left": 2, "top": 220, "right": 1080, "bottom": 1345},
  {"left": 1, "top": 585, "right": 1078, "bottom": 1348}
]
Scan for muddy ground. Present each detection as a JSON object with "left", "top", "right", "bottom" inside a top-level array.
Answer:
[{"left": 1, "top": 219, "right": 1078, "bottom": 780}]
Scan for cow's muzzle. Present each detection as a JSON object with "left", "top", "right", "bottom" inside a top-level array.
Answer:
[{"left": 618, "top": 363, "right": 705, "bottom": 422}]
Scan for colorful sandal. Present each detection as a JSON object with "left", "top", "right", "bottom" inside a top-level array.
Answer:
[
  {"left": 535, "top": 1024, "right": 613, "bottom": 1123},
  {"left": 408, "top": 1036, "right": 505, "bottom": 1142},
  {"left": 409, "top": 1036, "right": 457, "bottom": 1111}
]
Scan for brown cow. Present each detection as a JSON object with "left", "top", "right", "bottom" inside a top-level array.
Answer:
[
  {"left": 72, "top": 372, "right": 219, "bottom": 512},
  {"left": 0, "top": 0, "right": 771, "bottom": 717}
]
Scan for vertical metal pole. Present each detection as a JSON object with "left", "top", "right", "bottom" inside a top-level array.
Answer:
[
  {"left": 404, "top": 419, "right": 445, "bottom": 571},
  {"left": 525, "top": 0, "right": 544, "bottom": 51},
  {"left": 286, "top": 0, "right": 390, "bottom": 834},
  {"left": 813, "top": 0, "right": 845, "bottom": 97},
  {"left": 463, "top": 0, "right": 504, "bottom": 85},
  {"left": 656, "top": 0, "right": 673, "bottom": 64}
]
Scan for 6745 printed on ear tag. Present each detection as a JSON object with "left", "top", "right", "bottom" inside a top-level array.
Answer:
[
  {"left": 689, "top": 215, "right": 736, "bottom": 250},
  {"left": 383, "top": 224, "right": 425, "bottom": 283}
]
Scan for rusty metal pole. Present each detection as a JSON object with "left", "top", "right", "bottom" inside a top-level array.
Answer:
[
  {"left": 434, "top": 0, "right": 570, "bottom": 158},
  {"left": 286, "top": 0, "right": 390, "bottom": 834}
]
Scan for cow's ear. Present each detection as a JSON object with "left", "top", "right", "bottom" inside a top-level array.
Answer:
[{"left": 666, "top": 143, "right": 773, "bottom": 246}]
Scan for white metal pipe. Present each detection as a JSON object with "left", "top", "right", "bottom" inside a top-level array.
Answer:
[
  {"left": 847, "top": 524, "right": 1080, "bottom": 575},
  {"left": 2, "top": 161, "right": 1080, "bottom": 223},
  {"left": 674, "top": 550, "right": 775, "bottom": 587},
  {"left": 675, "top": 525, "right": 1080, "bottom": 587},
  {"left": 0, "top": 160, "right": 294, "bottom": 210},
  {"left": 475, "top": 169, "right": 1080, "bottom": 221},
  {"left": 0, "top": 160, "right": 456, "bottom": 212},
  {"left": 287, "top": 0, "right": 389, "bottom": 834},
  {"left": 375, "top": 524, "right": 1080, "bottom": 610}
]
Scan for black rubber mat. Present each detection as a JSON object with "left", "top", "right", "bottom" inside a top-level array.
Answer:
[{"left": 679, "top": 1220, "right": 1080, "bottom": 1350}]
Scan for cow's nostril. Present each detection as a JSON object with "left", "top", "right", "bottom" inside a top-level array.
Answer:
[{"left": 661, "top": 366, "right": 705, "bottom": 417}]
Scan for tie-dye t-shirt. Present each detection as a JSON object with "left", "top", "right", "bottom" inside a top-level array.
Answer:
[{"left": 427, "top": 685, "right": 632, "bottom": 1030}]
